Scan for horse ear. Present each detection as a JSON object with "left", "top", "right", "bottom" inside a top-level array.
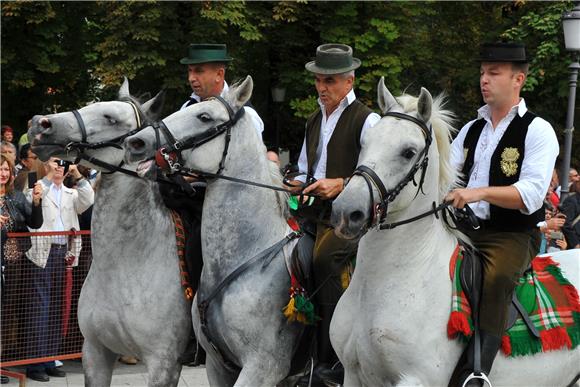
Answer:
[
  {"left": 417, "top": 87, "right": 433, "bottom": 123},
  {"left": 377, "top": 76, "right": 401, "bottom": 114},
  {"left": 230, "top": 76, "right": 253, "bottom": 111},
  {"left": 118, "top": 77, "right": 130, "bottom": 99},
  {"left": 142, "top": 90, "right": 166, "bottom": 120}
]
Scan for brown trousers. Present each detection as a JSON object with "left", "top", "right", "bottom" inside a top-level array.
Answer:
[
  {"left": 464, "top": 228, "right": 541, "bottom": 336},
  {"left": 312, "top": 223, "right": 358, "bottom": 363}
]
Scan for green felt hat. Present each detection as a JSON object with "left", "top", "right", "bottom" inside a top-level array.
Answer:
[
  {"left": 180, "top": 44, "right": 233, "bottom": 65},
  {"left": 305, "top": 43, "right": 361, "bottom": 75}
]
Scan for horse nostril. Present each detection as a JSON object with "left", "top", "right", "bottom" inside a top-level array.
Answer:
[
  {"left": 129, "top": 138, "right": 145, "bottom": 152},
  {"left": 39, "top": 117, "right": 51, "bottom": 129},
  {"left": 349, "top": 210, "right": 365, "bottom": 224}
]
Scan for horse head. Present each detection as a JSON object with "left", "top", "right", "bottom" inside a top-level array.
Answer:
[
  {"left": 332, "top": 77, "right": 457, "bottom": 240},
  {"left": 124, "top": 76, "right": 253, "bottom": 178},
  {"left": 28, "top": 78, "right": 164, "bottom": 170}
]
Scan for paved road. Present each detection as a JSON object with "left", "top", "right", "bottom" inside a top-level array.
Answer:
[{"left": 3, "top": 360, "right": 209, "bottom": 387}]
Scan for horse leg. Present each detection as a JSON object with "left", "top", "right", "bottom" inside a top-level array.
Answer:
[
  {"left": 83, "top": 340, "right": 117, "bottom": 387},
  {"left": 234, "top": 360, "right": 288, "bottom": 387},
  {"left": 205, "top": 352, "right": 238, "bottom": 387},
  {"left": 144, "top": 357, "right": 182, "bottom": 387}
]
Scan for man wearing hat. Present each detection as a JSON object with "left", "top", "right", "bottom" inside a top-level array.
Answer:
[
  {"left": 179, "top": 43, "right": 264, "bottom": 134},
  {"left": 288, "top": 43, "right": 380, "bottom": 386},
  {"left": 446, "top": 42, "right": 559, "bottom": 386},
  {"left": 160, "top": 43, "right": 265, "bottom": 367}
]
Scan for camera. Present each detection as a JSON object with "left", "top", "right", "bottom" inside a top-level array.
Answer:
[
  {"left": 56, "top": 159, "right": 70, "bottom": 167},
  {"left": 549, "top": 231, "right": 564, "bottom": 240}
]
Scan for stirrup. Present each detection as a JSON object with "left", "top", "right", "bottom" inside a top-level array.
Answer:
[{"left": 462, "top": 372, "right": 492, "bottom": 387}]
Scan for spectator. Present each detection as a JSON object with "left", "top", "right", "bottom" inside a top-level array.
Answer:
[
  {"left": 15, "top": 144, "right": 38, "bottom": 175},
  {"left": 569, "top": 167, "right": 579, "bottom": 193},
  {"left": 17, "top": 120, "right": 31, "bottom": 152},
  {"left": 0, "top": 154, "right": 43, "bottom": 383},
  {"left": 24, "top": 158, "right": 94, "bottom": 382},
  {"left": 561, "top": 177, "right": 580, "bottom": 249},
  {"left": 1, "top": 126, "right": 14, "bottom": 144},
  {"left": 1, "top": 141, "right": 17, "bottom": 166}
]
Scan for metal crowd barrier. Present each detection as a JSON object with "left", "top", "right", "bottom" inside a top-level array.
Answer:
[{"left": 1, "top": 230, "right": 92, "bottom": 386}]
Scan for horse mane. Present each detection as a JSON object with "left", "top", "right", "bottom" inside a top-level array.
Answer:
[
  {"left": 267, "top": 161, "right": 291, "bottom": 220},
  {"left": 396, "top": 93, "right": 461, "bottom": 201}
]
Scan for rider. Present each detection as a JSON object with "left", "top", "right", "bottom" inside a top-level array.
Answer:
[
  {"left": 159, "top": 43, "right": 264, "bottom": 366},
  {"left": 287, "top": 43, "right": 380, "bottom": 386},
  {"left": 446, "top": 42, "right": 559, "bottom": 386}
]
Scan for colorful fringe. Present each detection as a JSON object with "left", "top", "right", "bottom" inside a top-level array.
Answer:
[
  {"left": 283, "top": 271, "right": 317, "bottom": 325},
  {"left": 447, "top": 249, "right": 580, "bottom": 357}
]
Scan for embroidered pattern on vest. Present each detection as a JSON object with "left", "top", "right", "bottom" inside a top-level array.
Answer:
[{"left": 500, "top": 147, "right": 520, "bottom": 177}]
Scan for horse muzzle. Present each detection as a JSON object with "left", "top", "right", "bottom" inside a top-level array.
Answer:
[{"left": 331, "top": 205, "right": 369, "bottom": 240}]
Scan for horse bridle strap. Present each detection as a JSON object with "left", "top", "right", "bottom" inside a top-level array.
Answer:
[
  {"left": 353, "top": 111, "right": 433, "bottom": 229},
  {"left": 156, "top": 95, "right": 245, "bottom": 176}
]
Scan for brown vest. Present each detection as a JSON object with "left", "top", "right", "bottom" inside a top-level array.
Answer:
[{"left": 305, "top": 99, "right": 372, "bottom": 179}]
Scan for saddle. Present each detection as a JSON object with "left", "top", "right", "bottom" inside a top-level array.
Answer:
[{"left": 459, "top": 243, "right": 539, "bottom": 337}]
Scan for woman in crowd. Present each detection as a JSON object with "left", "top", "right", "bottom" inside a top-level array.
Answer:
[{"left": 0, "top": 154, "right": 43, "bottom": 384}]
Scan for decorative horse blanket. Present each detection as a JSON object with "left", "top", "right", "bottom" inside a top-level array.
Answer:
[{"left": 447, "top": 245, "right": 580, "bottom": 357}]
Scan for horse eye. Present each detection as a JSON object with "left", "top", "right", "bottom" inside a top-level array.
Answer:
[
  {"left": 104, "top": 115, "right": 117, "bottom": 125},
  {"left": 401, "top": 148, "right": 417, "bottom": 160},
  {"left": 197, "top": 113, "right": 212, "bottom": 123}
]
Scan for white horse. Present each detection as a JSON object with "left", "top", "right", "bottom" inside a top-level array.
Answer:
[
  {"left": 330, "top": 77, "right": 580, "bottom": 386},
  {"left": 29, "top": 80, "right": 193, "bottom": 387},
  {"left": 125, "top": 76, "right": 309, "bottom": 386}
]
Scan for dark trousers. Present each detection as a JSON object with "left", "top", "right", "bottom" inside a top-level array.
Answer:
[
  {"left": 312, "top": 224, "right": 358, "bottom": 364},
  {"left": 463, "top": 227, "right": 540, "bottom": 336},
  {"left": 26, "top": 244, "right": 66, "bottom": 371}
]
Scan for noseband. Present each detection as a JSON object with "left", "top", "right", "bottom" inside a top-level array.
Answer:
[
  {"left": 65, "top": 100, "right": 151, "bottom": 174},
  {"left": 353, "top": 112, "right": 433, "bottom": 230},
  {"left": 154, "top": 95, "right": 245, "bottom": 176}
]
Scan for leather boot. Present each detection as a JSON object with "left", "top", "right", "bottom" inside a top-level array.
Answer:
[
  {"left": 449, "top": 331, "right": 501, "bottom": 387},
  {"left": 297, "top": 363, "right": 330, "bottom": 387},
  {"left": 179, "top": 335, "right": 206, "bottom": 366}
]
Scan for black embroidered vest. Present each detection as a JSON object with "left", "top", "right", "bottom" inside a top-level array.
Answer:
[{"left": 461, "top": 112, "right": 544, "bottom": 231}]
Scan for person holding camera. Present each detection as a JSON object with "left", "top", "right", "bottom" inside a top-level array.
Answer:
[
  {"left": 24, "top": 157, "right": 94, "bottom": 382},
  {"left": 561, "top": 173, "right": 580, "bottom": 249}
]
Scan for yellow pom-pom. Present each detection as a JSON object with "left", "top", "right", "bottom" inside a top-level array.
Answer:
[{"left": 283, "top": 297, "right": 297, "bottom": 322}]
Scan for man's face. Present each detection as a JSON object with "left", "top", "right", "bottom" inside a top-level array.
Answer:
[
  {"left": 21, "top": 149, "right": 38, "bottom": 170},
  {"left": 0, "top": 145, "right": 15, "bottom": 164},
  {"left": 480, "top": 62, "right": 524, "bottom": 107},
  {"left": 2, "top": 132, "right": 13, "bottom": 142},
  {"left": 187, "top": 63, "right": 224, "bottom": 100},
  {"left": 314, "top": 73, "right": 353, "bottom": 111},
  {"left": 46, "top": 157, "right": 65, "bottom": 181}
]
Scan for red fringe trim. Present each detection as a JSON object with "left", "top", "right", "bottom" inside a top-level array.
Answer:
[
  {"left": 501, "top": 335, "right": 512, "bottom": 356},
  {"left": 447, "top": 311, "right": 471, "bottom": 339},
  {"left": 563, "top": 285, "right": 580, "bottom": 312},
  {"left": 540, "top": 326, "right": 572, "bottom": 351}
]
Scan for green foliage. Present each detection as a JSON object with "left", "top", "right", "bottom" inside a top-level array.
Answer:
[{"left": 1, "top": 1, "right": 577, "bottom": 166}]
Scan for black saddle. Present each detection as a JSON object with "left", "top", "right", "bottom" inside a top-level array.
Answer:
[{"left": 459, "top": 243, "right": 539, "bottom": 337}]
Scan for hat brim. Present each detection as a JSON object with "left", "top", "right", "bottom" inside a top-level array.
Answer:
[
  {"left": 477, "top": 58, "right": 529, "bottom": 63},
  {"left": 305, "top": 58, "right": 361, "bottom": 74},
  {"left": 180, "top": 57, "right": 233, "bottom": 65}
]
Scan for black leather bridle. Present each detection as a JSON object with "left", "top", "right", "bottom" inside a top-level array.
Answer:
[
  {"left": 65, "top": 99, "right": 152, "bottom": 176},
  {"left": 154, "top": 95, "right": 245, "bottom": 176},
  {"left": 353, "top": 111, "right": 433, "bottom": 230}
]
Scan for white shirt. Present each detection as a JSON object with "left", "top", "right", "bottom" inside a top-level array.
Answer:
[
  {"left": 450, "top": 99, "right": 559, "bottom": 219},
  {"left": 180, "top": 81, "right": 264, "bottom": 139},
  {"left": 49, "top": 182, "right": 66, "bottom": 244},
  {"left": 297, "top": 89, "right": 380, "bottom": 181}
]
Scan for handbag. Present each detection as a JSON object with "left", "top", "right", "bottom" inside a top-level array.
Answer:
[{"left": 3, "top": 238, "right": 21, "bottom": 263}]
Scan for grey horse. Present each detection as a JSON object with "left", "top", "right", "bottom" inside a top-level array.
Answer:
[
  {"left": 28, "top": 80, "right": 192, "bottom": 387},
  {"left": 125, "top": 76, "right": 309, "bottom": 386}
]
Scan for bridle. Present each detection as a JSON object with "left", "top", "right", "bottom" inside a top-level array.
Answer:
[
  {"left": 353, "top": 111, "right": 433, "bottom": 230},
  {"left": 64, "top": 99, "right": 152, "bottom": 176},
  {"left": 154, "top": 95, "right": 245, "bottom": 176},
  {"left": 351, "top": 111, "right": 480, "bottom": 231}
]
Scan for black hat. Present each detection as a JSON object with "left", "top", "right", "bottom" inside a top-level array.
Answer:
[{"left": 479, "top": 42, "right": 528, "bottom": 63}]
